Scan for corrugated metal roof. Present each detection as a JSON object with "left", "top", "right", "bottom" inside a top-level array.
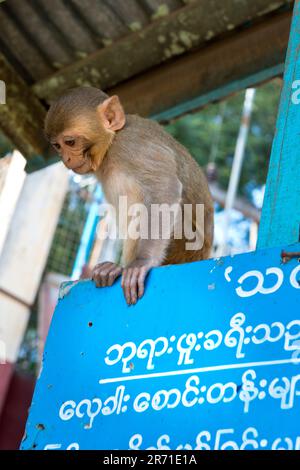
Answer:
[
  {"left": 0, "top": 0, "right": 184, "bottom": 84},
  {"left": 0, "top": 0, "right": 295, "bottom": 163}
]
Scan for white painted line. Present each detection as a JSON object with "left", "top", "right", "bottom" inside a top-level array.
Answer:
[{"left": 99, "top": 357, "right": 300, "bottom": 384}]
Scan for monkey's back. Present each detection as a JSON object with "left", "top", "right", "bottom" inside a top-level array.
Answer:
[{"left": 108, "top": 115, "right": 214, "bottom": 263}]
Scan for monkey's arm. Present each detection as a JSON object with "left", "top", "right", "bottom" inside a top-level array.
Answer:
[
  {"left": 92, "top": 262, "right": 123, "bottom": 288},
  {"left": 120, "top": 161, "right": 182, "bottom": 305},
  {"left": 92, "top": 216, "right": 123, "bottom": 288},
  {"left": 93, "top": 147, "right": 182, "bottom": 305},
  {"left": 121, "top": 235, "right": 172, "bottom": 305}
]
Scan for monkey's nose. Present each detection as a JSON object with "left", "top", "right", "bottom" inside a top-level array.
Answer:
[{"left": 63, "top": 155, "right": 72, "bottom": 165}]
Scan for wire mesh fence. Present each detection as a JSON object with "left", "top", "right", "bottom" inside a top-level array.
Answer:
[{"left": 45, "top": 173, "right": 98, "bottom": 277}]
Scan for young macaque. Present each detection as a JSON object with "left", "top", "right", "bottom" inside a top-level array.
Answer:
[{"left": 45, "top": 87, "right": 214, "bottom": 305}]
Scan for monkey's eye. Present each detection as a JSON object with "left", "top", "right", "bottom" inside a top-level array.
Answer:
[
  {"left": 65, "top": 139, "right": 75, "bottom": 147},
  {"left": 53, "top": 143, "right": 61, "bottom": 151}
]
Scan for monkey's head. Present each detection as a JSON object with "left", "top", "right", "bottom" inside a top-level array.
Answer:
[{"left": 44, "top": 87, "right": 126, "bottom": 174}]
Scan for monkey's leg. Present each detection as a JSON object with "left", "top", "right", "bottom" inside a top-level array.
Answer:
[
  {"left": 121, "top": 238, "right": 168, "bottom": 306},
  {"left": 117, "top": 171, "right": 180, "bottom": 305},
  {"left": 92, "top": 261, "right": 123, "bottom": 288},
  {"left": 121, "top": 259, "right": 155, "bottom": 306}
]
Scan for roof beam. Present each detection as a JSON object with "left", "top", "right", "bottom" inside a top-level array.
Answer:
[
  {"left": 0, "top": 53, "right": 47, "bottom": 159},
  {"left": 109, "top": 10, "right": 291, "bottom": 119},
  {"left": 32, "top": 0, "right": 293, "bottom": 102}
]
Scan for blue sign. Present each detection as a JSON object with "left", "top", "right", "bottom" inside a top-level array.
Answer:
[{"left": 21, "top": 243, "right": 300, "bottom": 450}]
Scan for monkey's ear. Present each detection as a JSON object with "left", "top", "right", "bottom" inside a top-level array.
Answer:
[{"left": 97, "top": 95, "right": 126, "bottom": 132}]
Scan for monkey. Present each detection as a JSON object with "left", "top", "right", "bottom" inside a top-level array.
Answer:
[{"left": 45, "top": 87, "right": 214, "bottom": 305}]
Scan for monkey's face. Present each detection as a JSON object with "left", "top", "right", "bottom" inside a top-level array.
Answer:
[
  {"left": 50, "top": 131, "right": 94, "bottom": 174},
  {"left": 45, "top": 93, "right": 126, "bottom": 174}
]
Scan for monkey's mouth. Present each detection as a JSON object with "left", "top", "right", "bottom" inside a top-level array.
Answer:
[
  {"left": 74, "top": 160, "right": 86, "bottom": 170},
  {"left": 72, "top": 157, "right": 92, "bottom": 174}
]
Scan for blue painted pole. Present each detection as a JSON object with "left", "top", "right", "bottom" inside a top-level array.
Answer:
[{"left": 257, "top": 0, "right": 300, "bottom": 249}]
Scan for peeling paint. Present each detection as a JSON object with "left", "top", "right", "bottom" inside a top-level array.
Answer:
[
  {"left": 101, "top": 68, "right": 110, "bottom": 79},
  {"left": 152, "top": 4, "right": 170, "bottom": 20},
  {"left": 258, "top": 2, "right": 290, "bottom": 17},
  {"left": 205, "top": 30, "right": 215, "bottom": 40},
  {"left": 158, "top": 35, "right": 166, "bottom": 44},
  {"left": 36, "top": 423, "right": 45, "bottom": 431},
  {"left": 59, "top": 280, "right": 79, "bottom": 299},
  {"left": 53, "top": 62, "right": 63, "bottom": 69},
  {"left": 164, "top": 43, "right": 185, "bottom": 58},
  {"left": 47, "top": 76, "right": 66, "bottom": 91},
  {"left": 129, "top": 22, "right": 142, "bottom": 32},
  {"left": 102, "top": 38, "right": 113, "bottom": 47},
  {"left": 163, "top": 30, "right": 193, "bottom": 58},
  {"left": 75, "top": 78, "right": 93, "bottom": 87},
  {"left": 90, "top": 68, "right": 100, "bottom": 79},
  {"left": 76, "top": 51, "right": 88, "bottom": 59},
  {"left": 178, "top": 30, "right": 199, "bottom": 48}
]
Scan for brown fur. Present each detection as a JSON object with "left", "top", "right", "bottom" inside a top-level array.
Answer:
[
  {"left": 96, "top": 115, "right": 214, "bottom": 266},
  {"left": 45, "top": 87, "right": 214, "bottom": 269},
  {"left": 45, "top": 87, "right": 109, "bottom": 139}
]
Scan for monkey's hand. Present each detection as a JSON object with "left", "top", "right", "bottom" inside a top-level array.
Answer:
[
  {"left": 121, "top": 258, "right": 158, "bottom": 306},
  {"left": 92, "top": 262, "right": 123, "bottom": 288}
]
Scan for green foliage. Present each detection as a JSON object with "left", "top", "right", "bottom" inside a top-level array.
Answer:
[
  {"left": 165, "top": 80, "right": 281, "bottom": 198},
  {"left": 0, "top": 131, "right": 13, "bottom": 157}
]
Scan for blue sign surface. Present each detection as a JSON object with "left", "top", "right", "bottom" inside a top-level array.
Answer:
[{"left": 21, "top": 243, "right": 300, "bottom": 450}]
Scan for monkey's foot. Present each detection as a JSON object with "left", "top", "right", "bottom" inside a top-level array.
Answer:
[
  {"left": 92, "top": 262, "right": 123, "bottom": 288},
  {"left": 121, "top": 260, "right": 153, "bottom": 306}
]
